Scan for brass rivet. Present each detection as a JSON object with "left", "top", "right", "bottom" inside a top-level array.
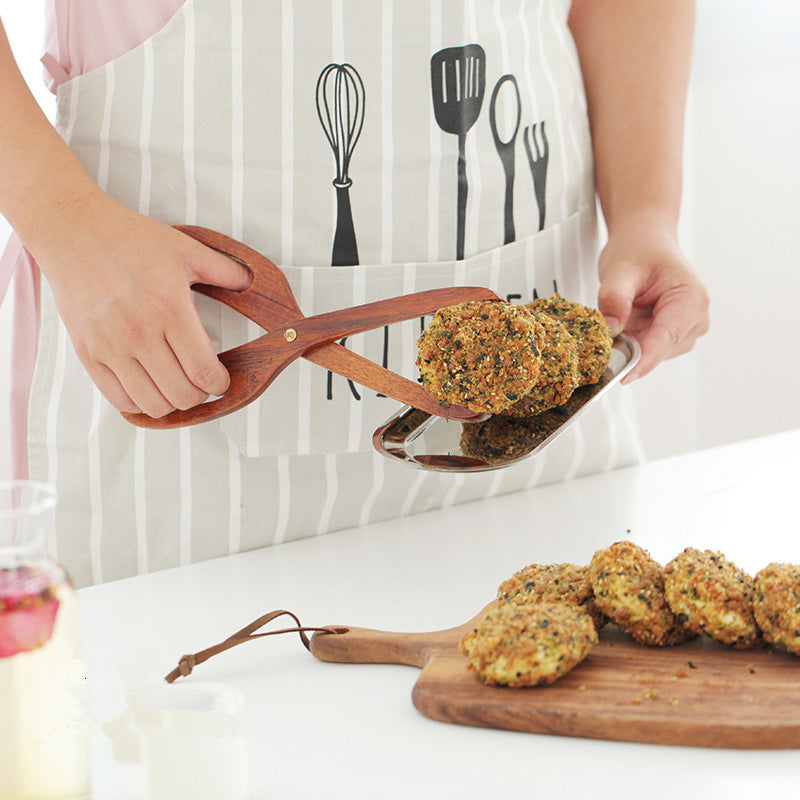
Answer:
[{"left": 284, "top": 328, "right": 297, "bottom": 342}]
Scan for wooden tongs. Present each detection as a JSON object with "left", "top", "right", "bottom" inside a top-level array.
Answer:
[{"left": 123, "top": 226, "right": 497, "bottom": 429}]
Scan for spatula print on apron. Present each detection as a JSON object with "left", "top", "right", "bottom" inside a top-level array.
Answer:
[
  {"left": 432, "top": 45, "right": 549, "bottom": 255},
  {"left": 430, "top": 44, "right": 486, "bottom": 261}
]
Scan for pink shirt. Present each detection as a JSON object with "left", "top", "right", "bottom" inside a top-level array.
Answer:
[
  {"left": 41, "top": 0, "right": 185, "bottom": 90},
  {"left": 1, "top": 0, "right": 184, "bottom": 478}
]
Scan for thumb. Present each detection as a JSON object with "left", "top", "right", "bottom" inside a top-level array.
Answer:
[
  {"left": 597, "top": 263, "right": 637, "bottom": 337},
  {"left": 189, "top": 243, "right": 253, "bottom": 292}
]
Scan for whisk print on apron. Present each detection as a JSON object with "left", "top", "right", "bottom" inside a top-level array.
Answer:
[{"left": 27, "top": 0, "right": 643, "bottom": 587}]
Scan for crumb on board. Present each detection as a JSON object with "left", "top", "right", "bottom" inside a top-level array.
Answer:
[{"left": 633, "top": 690, "right": 678, "bottom": 707}]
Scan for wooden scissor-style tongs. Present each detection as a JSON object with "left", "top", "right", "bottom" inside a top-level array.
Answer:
[{"left": 123, "top": 226, "right": 498, "bottom": 429}]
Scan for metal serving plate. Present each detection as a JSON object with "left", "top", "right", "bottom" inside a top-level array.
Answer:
[{"left": 372, "top": 334, "right": 640, "bottom": 473}]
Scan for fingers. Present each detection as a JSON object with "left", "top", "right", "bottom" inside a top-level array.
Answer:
[
  {"left": 87, "top": 353, "right": 175, "bottom": 418},
  {"left": 597, "top": 229, "right": 710, "bottom": 384},
  {"left": 111, "top": 240, "right": 248, "bottom": 416},
  {"left": 167, "top": 242, "right": 246, "bottom": 400},
  {"left": 165, "top": 309, "right": 232, "bottom": 398},
  {"left": 187, "top": 240, "right": 252, "bottom": 292},
  {"left": 115, "top": 357, "right": 178, "bottom": 418},
  {"left": 87, "top": 362, "right": 140, "bottom": 415},
  {"left": 623, "top": 320, "right": 680, "bottom": 383},
  {"left": 78, "top": 298, "right": 224, "bottom": 418},
  {"left": 107, "top": 312, "right": 227, "bottom": 416},
  {"left": 621, "top": 288, "right": 709, "bottom": 384},
  {"left": 135, "top": 338, "right": 211, "bottom": 411},
  {"left": 89, "top": 342, "right": 214, "bottom": 419},
  {"left": 597, "top": 268, "right": 636, "bottom": 337}
]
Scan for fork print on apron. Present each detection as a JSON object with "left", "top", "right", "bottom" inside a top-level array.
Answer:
[{"left": 27, "top": 0, "right": 643, "bottom": 587}]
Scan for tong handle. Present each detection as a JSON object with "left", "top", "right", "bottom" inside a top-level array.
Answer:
[
  {"left": 123, "top": 286, "right": 498, "bottom": 429},
  {"left": 123, "top": 337, "right": 485, "bottom": 429},
  {"left": 288, "top": 286, "right": 497, "bottom": 342},
  {"left": 176, "top": 225, "right": 302, "bottom": 328}
]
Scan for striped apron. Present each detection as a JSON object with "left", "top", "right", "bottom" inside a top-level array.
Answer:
[{"left": 27, "top": 0, "right": 643, "bottom": 587}]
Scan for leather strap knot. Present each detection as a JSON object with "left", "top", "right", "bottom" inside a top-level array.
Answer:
[
  {"left": 177, "top": 654, "right": 196, "bottom": 677},
  {"left": 165, "top": 609, "right": 347, "bottom": 683}
]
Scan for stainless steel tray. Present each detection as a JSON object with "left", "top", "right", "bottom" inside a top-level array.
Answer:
[{"left": 372, "top": 334, "right": 640, "bottom": 473}]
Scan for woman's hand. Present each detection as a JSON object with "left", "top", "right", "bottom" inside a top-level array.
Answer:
[
  {"left": 569, "top": 1, "right": 705, "bottom": 381},
  {"left": 39, "top": 191, "right": 252, "bottom": 417},
  {"left": 597, "top": 214, "right": 709, "bottom": 383},
  {"left": 0, "top": 20, "right": 251, "bottom": 418}
]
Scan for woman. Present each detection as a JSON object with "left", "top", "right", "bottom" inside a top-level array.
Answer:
[{"left": 0, "top": 0, "right": 708, "bottom": 586}]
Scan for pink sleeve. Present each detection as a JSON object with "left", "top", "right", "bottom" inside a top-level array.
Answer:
[
  {"left": 42, "top": 0, "right": 186, "bottom": 91},
  {"left": 0, "top": 238, "right": 39, "bottom": 480},
  {"left": 13, "top": 0, "right": 184, "bottom": 479}
]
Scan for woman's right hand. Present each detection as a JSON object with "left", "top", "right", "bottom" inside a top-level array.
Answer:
[
  {"left": 1, "top": 18, "right": 250, "bottom": 418},
  {"left": 39, "top": 190, "right": 252, "bottom": 418}
]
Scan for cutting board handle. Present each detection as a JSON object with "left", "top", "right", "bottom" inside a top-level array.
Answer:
[
  {"left": 309, "top": 604, "right": 496, "bottom": 669},
  {"left": 309, "top": 626, "right": 450, "bottom": 668}
]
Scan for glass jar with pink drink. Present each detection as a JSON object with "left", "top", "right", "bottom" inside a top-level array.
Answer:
[{"left": 0, "top": 481, "right": 90, "bottom": 800}]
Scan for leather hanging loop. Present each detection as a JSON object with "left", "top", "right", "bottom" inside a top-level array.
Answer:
[{"left": 164, "top": 609, "right": 348, "bottom": 683}]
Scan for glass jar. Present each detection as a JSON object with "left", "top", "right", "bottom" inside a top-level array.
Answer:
[{"left": 0, "top": 481, "right": 91, "bottom": 800}]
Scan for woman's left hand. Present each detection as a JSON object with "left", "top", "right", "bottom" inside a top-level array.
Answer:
[{"left": 596, "top": 217, "right": 710, "bottom": 383}]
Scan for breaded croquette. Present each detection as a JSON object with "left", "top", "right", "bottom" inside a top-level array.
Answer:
[
  {"left": 664, "top": 548, "right": 759, "bottom": 649},
  {"left": 531, "top": 293, "right": 612, "bottom": 386},
  {"left": 460, "top": 602, "right": 597, "bottom": 687},
  {"left": 417, "top": 300, "right": 544, "bottom": 414},
  {"left": 754, "top": 563, "right": 800, "bottom": 655},
  {"left": 589, "top": 541, "right": 690, "bottom": 647}
]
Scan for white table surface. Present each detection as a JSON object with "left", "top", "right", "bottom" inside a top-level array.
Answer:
[{"left": 79, "top": 430, "right": 800, "bottom": 799}]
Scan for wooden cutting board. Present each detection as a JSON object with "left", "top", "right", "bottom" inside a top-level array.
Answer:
[{"left": 309, "top": 602, "right": 800, "bottom": 749}]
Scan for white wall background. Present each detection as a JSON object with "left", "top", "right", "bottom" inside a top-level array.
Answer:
[
  {"left": 2, "top": 0, "right": 800, "bottom": 481},
  {"left": 629, "top": 0, "right": 800, "bottom": 459}
]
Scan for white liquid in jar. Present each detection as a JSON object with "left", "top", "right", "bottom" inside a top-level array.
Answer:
[{"left": 0, "top": 581, "right": 91, "bottom": 800}]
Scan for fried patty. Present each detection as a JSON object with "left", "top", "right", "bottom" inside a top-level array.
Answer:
[
  {"left": 498, "top": 562, "right": 606, "bottom": 631},
  {"left": 459, "top": 414, "right": 550, "bottom": 464},
  {"left": 589, "top": 541, "right": 690, "bottom": 647},
  {"left": 417, "top": 300, "right": 544, "bottom": 414},
  {"left": 459, "top": 602, "right": 597, "bottom": 687},
  {"left": 531, "top": 293, "right": 612, "bottom": 386},
  {"left": 663, "top": 548, "right": 759, "bottom": 649},
  {"left": 502, "top": 310, "right": 580, "bottom": 418},
  {"left": 753, "top": 563, "right": 800, "bottom": 655}
]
